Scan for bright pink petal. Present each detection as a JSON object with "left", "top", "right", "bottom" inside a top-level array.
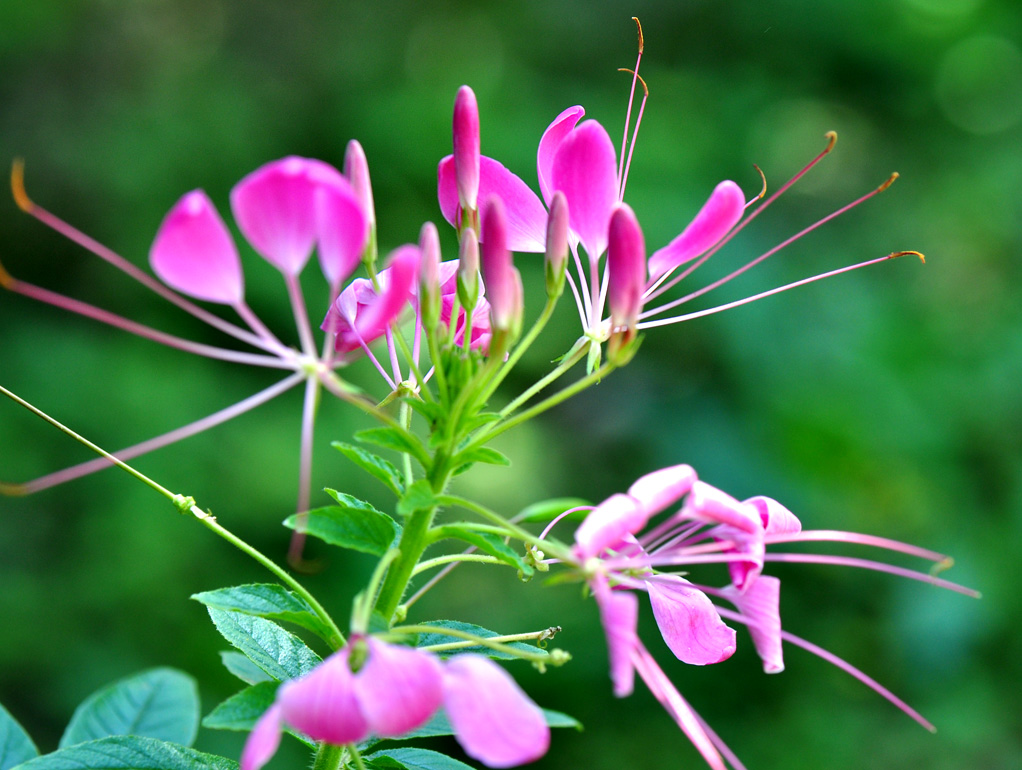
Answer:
[
  {"left": 315, "top": 177, "right": 368, "bottom": 287},
  {"left": 746, "top": 495, "right": 802, "bottom": 535},
  {"left": 549, "top": 120, "right": 619, "bottom": 259},
  {"left": 627, "top": 464, "right": 696, "bottom": 519},
  {"left": 720, "top": 575, "right": 784, "bottom": 673},
  {"left": 646, "top": 575, "right": 736, "bottom": 665},
  {"left": 438, "top": 156, "right": 547, "bottom": 253},
  {"left": 349, "top": 245, "right": 419, "bottom": 345},
  {"left": 537, "top": 105, "right": 585, "bottom": 204},
  {"left": 150, "top": 190, "right": 243, "bottom": 305},
  {"left": 574, "top": 493, "right": 647, "bottom": 559},
  {"left": 277, "top": 650, "right": 370, "bottom": 745},
  {"left": 442, "top": 655, "right": 550, "bottom": 768},
  {"left": 240, "top": 704, "right": 282, "bottom": 770},
  {"left": 453, "top": 86, "right": 481, "bottom": 210},
  {"left": 683, "top": 481, "right": 762, "bottom": 534},
  {"left": 647, "top": 180, "right": 745, "bottom": 282},
  {"left": 355, "top": 639, "right": 444, "bottom": 737},
  {"left": 712, "top": 521, "right": 765, "bottom": 593},
  {"left": 593, "top": 575, "right": 639, "bottom": 697}
]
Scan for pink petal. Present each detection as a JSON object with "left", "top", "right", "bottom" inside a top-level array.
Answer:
[
  {"left": 453, "top": 85, "right": 481, "bottom": 210},
  {"left": 549, "top": 120, "right": 619, "bottom": 259},
  {"left": 442, "top": 655, "right": 550, "bottom": 768},
  {"left": 150, "top": 190, "right": 243, "bottom": 305},
  {"left": 240, "top": 704, "right": 282, "bottom": 770},
  {"left": 593, "top": 575, "right": 639, "bottom": 696},
  {"left": 746, "top": 495, "right": 802, "bottom": 535},
  {"left": 277, "top": 650, "right": 370, "bottom": 745},
  {"left": 573, "top": 493, "right": 647, "bottom": 559},
  {"left": 683, "top": 481, "right": 762, "bottom": 534},
  {"left": 347, "top": 245, "right": 420, "bottom": 346},
  {"left": 646, "top": 575, "right": 736, "bottom": 666},
  {"left": 354, "top": 639, "right": 444, "bottom": 737},
  {"left": 720, "top": 575, "right": 784, "bottom": 673},
  {"left": 627, "top": 464, "right": 697, "bottom": 519},
  {"left": 231, "top": 157, "right": 343, "bottom": 276},
  {"left": 315, "top": 177, "right": 368, "bottom": 287},
  {"left": 537, "top": 105, "right": 585, "bottom": 204},
  {"left": 438, "top": 156, "right": 547, "bottom": 252},
  {"left": 711, "top": 521, "right": 765, "bottom": 593},
  {"left": 647, "top": 180, "right": 745, "bottom": 282}
]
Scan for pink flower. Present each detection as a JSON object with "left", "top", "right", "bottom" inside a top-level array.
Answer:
[{"left": 241, "top": 639, "right": 549, "bottom": 770}]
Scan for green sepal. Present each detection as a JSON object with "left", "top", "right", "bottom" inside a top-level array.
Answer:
[
  {"left": 396, "top": 480, "right": 437, "bottom": 517},
  {"left": 1, "top": 702, "right": 38, "bottom": 770},
  {"left": 331, "top": 442, "right": 406, "bottom": 496},
  {"left": 355, "top": 428, "right": 430, "bottom": 468},
  {"left": 429, "top": 525, "right": 532, "bottom": 577},
  {"left": 9, "top": 737, "right": 236, "bottom": 770},
  {"left": 201, "top": 683, "right": 316, "bottom": 749},
  {"left": 218, "top": 652, "right": 272, "bottom": 686},
  {"left": 192, "top": 584, "right": 334, "bottom": 644},
  {"left": 58, "top": 669, "right": 199, "bottom": 750},
  {"left": 284, "top": 503, "right": 401, "bottom": 557},
  {"left": 413, "top": 620, "right": 545, "bottom": 660},
  {"left": 205, "top": 609, "right": 321, "bottom": 682}
]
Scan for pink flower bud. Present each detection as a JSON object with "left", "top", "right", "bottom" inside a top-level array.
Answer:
[
  {"left": 607, "top": 203, "right": 646, "bottom": 346},
  {"left": 418, "top": 222, "right": 442, "bottom": 329},
  {"left": 457, "top": 227, "right": 480, "bottom": 312},
  {"left": 452, "top": 85, "right": 481, "bottom": 212},
  {"left": 480, "top": 196, "right": 520, "bottom": 334},
  {"left": 544, "top": 191, "right": 569, "bottom": 298},
  {"left": 343, "top": 139, "right": 376, "bottom": 229}
]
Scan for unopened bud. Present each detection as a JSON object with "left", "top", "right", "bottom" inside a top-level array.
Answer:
[
  {"left": 343, "top": 139, "right": 375, "bottom": 230},
  {"left": 452, "top": 85, "right": 480, "bottom": 213},
  {"left": 418, "top": 222, "right": 442, "bottom": 330},
  {"left": 607, "top": 203, "right": 646, "bottom": 363},
  {"left": 481, "top": 196, "right": 521, "bottom": 338},
  {"left": 457, "top": 227, "right": 480, "bottom": 312},
  {"left": 544, "top": 191, "right": 569, "bottom": 299}
]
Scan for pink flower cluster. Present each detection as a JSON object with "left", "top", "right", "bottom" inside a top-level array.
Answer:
[{"left": 242, "top": 638, "right": 549, "bottom": 770}]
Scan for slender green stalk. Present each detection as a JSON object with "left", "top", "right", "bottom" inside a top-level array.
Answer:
[
  {"left": 477, "top": 296, "right": 558, "bottom": 404},
  {"left": 417, "top": 626, "right": 561, "bottom": 653},
  {"left": 434, "top": 494, "right": 570, "bottom": 559},
  {"left": 412, "top": 553, "right": 502, "bottom": 575},
  {"left": 499, "top": 337, "right": 588, "bottom": 418},
  {"left": 311, "top": 743, "right": 346, "bottom": 770},
  {"left": 391, "top": 624, "right": 569, "bottom": 666}
]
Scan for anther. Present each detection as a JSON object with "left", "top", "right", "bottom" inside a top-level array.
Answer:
[
  {"left": 876, "top": 171, "right": 899, "bottom": 193},
  {"left": 0, "top": 256, "right": 15, "bottom": 290},
  {"left": 887, "top": 250, "right": 926, "bottom": 264},
  {"left": 11, "top": 159, "right": 33, "bottom": 213},
  {"left": 752, "top": 164, "right": 768, "bottom": 201},
  {"left": 632, "top": 16, "right": 644, "bottom": 53},
  {"left": 824, "top": 130, "right": 838, "bottom": 153}
]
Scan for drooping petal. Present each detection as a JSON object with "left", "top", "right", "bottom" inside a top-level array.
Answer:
[
  {"left": 647, "top": 180, "right": 746, "bottom": 282},
  {"left": 593, "top": 575, "right": 639, "bottom": 697},
  {"left": 437, "top": 156, "right": 547, "bottom": 252},
  {"left": 549, "top": 120, "right": 619, "bottom": 259},
  {"left": 537, "top": 105, "right": 585, "bottom": 204},
  {"left": 231, "top": 156, "right": 344, "bottom": 276},
  {"left": 315, "top": 177, "right": 368, "bottom": 287},
  {"left": 682, "top": 480, "right": 762, "bottom": 534},
  {"left": 627, "top": 464, "right": 696, "bottom": 519},
  {"left": 338, "top": 245, "right": 420, "bottom": 351},
  {"left": 711, "top": 521, "right": 766, "bottom": 593},
  {"left": 453, "top": 85, "right": 481, "bottom": 211},
  {"left": 442, "top": 655, "right": 550, "bottom": 768},
  {"left": 277, "top": 650, "right": 370, "bottom": 745},
  {"left": 573, "top": 493, "right": 647, "bottom": 559},
  {"left": 354, "top": 639, "right": 444, "bottom": 737},
  {"left": 746, "top": 495, "right": 802, "bottom": 536},
  {"left": 646, "top": 575, "right": 736, "bottom": 666},
  {"left": 150, "top": 190, "right": 243, "bottom": 305},
  {"left": 607, "top": 203, "right": 647, "bottom": 333},
  {"left": 240, "top": 704, "right": 282, "bottom": 770},
  {"left": 720, "top": 575, "right": 784, "bottom": 673}
]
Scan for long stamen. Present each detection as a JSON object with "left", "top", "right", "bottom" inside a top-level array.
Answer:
[
  {"left": 638, "top": 251, "right": 922, "bottom": 330},
  {"left": 287, "top": 376, "right": 321, "bottom": 569},
  {"left": 284, "top": 274, "right": 318, "bottom": 357},
  {"left": 618, "top": 69, "right": 649, "bottom": 200},
  {"left": 765, "top": 529, "right": 949, "bottom": 563},
  {"left": 11, "top": 161, "right": 274, "bottom": 352},
  {"left": 1, "top": 373, "right": 305, "bottom": 495},
  {"left": 616, "top": 17, "right": 645, "bottom": 195}
]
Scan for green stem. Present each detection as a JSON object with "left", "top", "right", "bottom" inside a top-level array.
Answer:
[
  {"left": 311, "top": 743, "right": 346, "bottom": 770},
  {"left": 412, "top": 553, "right": 502, "bottom": 575},
  {"left": 390, "top": 624, "right": 565, "bottom": 665},
  {"left": 373, "top": 504, "right": 437, "bottom": 623},
  {"left": 434, "top": 494, "right": 570, "bottom": 559},
  {"left": 477, "top": 296, "right": 558, "bottom": 405},
  {"left": 499, "top": 337, "right": 588, "bottom": 418}
]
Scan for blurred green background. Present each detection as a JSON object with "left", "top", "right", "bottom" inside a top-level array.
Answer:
[{"left": 1, "top": 0, "right": 1019, "bottom": 768}]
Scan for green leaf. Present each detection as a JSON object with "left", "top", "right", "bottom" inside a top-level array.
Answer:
[
  {"left": 284, "top": 504, "right": 400, "bottom": 557},
  {"left": 365, "top": 748, "right": 474, "bottom": 770},
  {"left": 376, "top": 707, "right": 578, "bottom": 745},
  {"left": 460, "top": 412, "right": 501, "bottom": 432},
  {"left": 202, "top": 684, "right": 314, "bottom": 749},
  {"left": 1, "top": 702, "right": 38, "bottom": 770},
  {"left": 218, "top": 652, "right": 271, "bottom": 686},
  {"left": 452, "top": 446, "right": 510, "bottom": 467},
  {"left": 515, "top": 497, "right": 591, "bottom": 523},
  {"left": 58, "top": 669, "right": 199, "bottom": 750},
  {"left": 354, "top": 428, "right": 430, "bottom": 467},
  {"left": 331, "top": 442, "right": 406, "bottom": 496},
  {"left": 206, "top": 609, "right": 321, "bottom": 682},
  {"left": 413, "top": 620, "right": 546, "bottom": 660},
  {"left": 403, "top": 399, "right": 442, "bottom": 423},
  {"left": 192, "top": 584, "right": 333, "bottom": 643},
  {"left": 540, "top": 709, "right": 582, "bottom": 730},
  {"left": 396, "top": 480, "right": 437, "bottom": 517},
  {"left": 429, "top": 526, "right": 532, "bottom": 577},
  {"left": 11, "top": 736, "right": 236, "bottom": 770}
]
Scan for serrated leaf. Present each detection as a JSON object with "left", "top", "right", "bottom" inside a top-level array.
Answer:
[
  {"left": 11, "top": 736, "right": 236, "bottom": 770},
  {"left": 1, "top": 702, "right": 38, "bottom": 770},
  {"left": 515, "top": 497, "right": 591, "bottom": 523},
  {"left": 331, "top": 443, "right": 406, "bottom": 496},
  {"left": 284, "top": 505, "right": 400, "bottom": 556},
  {"left": 58, "top": 669, "right": 199, "bottom": 750},
  {"left": 365, "top": 748, "right": 474, "bottom": 770},
  {"left": 413, "top": 620, "right": 546, "bottom": 660},
  {"left": 403, "top": 399, "right": 442, "bottom": 423},
  {"left": 460, "top": 412, "right": 501, "bottom": 432},
  {"left": 192, "top": 584, "right": 333, "bottom": 643},
  {"left": 201, "top": 684, "right": 314, "bottom": 749},
  {"left": 206, "top": 609, "right": 321, "bottom": 682},
  {"left": 452, "top": 446, "right": 510, "bottom": 468},
  {"left": 218, "top": 653, "right": 271, "bottom": 686},
  {"left": 429, "top": 526, "right": 532, "bottom": 577},
  {"left": 396, "top": 480, "right": 437, "bottom": 517},
  {"left": 354, "top": 428, "right": 430, "bottom": 467}
]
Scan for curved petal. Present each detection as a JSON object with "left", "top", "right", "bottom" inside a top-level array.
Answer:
[
  {"left": 573, "top": 493, "right": 647, "bottom": 559},
  {"left": 355, "top": 639, "right": 444, "bottom": 737},
  {"left": 150, "top": 190, "right": 243, "bottom": 305},
  {"left": 746, "top": 495, "right": 802, "bottom": 535},
  {"left": 350, "top": 245, "right": 420, "bottom": 345},
  {"left": 315, "top": 177, "right": 368, "bottom": 287},
  {"left": 438, "top": 156, "right": 547, "bottom": 252},
  {"left": 549, "top": 120, "right": 618, "bottom": 259},
  {"left": 627, "top": 464, "right": 696, "bottom": 519},
  {"left": 593, "top": 575, "right": 639, "bottom": 697},
  {"left": 711, "top": 521, "right": 765, "bottom": 593},
  {"left": 720, "top": 575, "right": 784, "bottom": 673},
  {"left": 442, "top": 655, "right": 550, "bottom": 768},
  {"left": 537, "top": 105, "right": 585, "bottom": 204},
  {"left": 682, "top": 481, "right": 762, "bottom": 534},
  {"left": 277, "top": 650, "right": 369, "bottom": 745},
  {"left": 647, "top": 180, "right": 745, "bottom": 282},
  {"left": 240, "top": 704, "right": 282, "bottom": 770},
  {"left": 646, "top": 575, "right": 736, "bottom": 665}
]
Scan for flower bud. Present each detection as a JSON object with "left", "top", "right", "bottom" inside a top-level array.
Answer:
[
  {"left": 606, "top": 203, "right": 646, "bottom": 363},
  {"left": 344, "top": 139, "right": 376, "bottom": 230},
  {"left": 480, "top": 196, "right": 520, "bottom": 337},
  {"left": 452, "top": 85, "right": 481, "bottom": 213},
  {"left": 544, "top": 191, "right": 569, "bottom": 299},
  {"left": 457, "top": 227, "right": 480, "bottom": 312},
  {"left": 418, "top": 222, "right": 442, "bottom": 330}
]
